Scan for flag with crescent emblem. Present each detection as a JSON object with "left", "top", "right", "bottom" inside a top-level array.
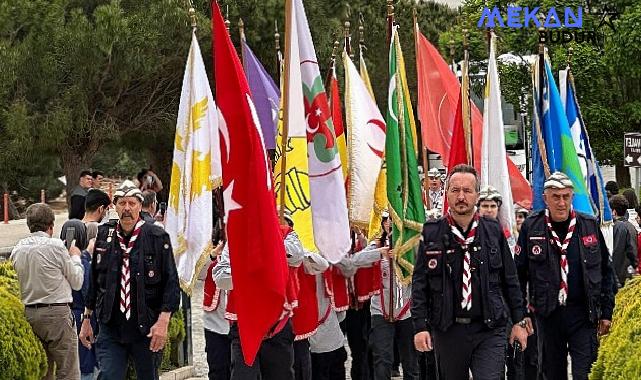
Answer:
[
  {"left": 212, "top": 2, "right": 288, "bottom": 366},
  {"left": 288, "top": 0, "right": 350, "bottom": 263}
]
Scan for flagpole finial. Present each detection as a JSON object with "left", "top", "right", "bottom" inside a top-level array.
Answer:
[
  {"left": 344, "top": 20, "right": 353, "bottom": 57},
  {"left": 238, "top": 18, "right": 245, "bottom": 41},
  {"left": 462, "top": 29, "right": 469, "bottom": 50},
  {"left": 188, "top": 7, "right": 196, "bottom": 30},
  {"left": 274, "top": 20, "right": 281, "bottom": 52},
  {"left": 358, "top": 13, "right": 365, "bottom": 49},
  {"left": 538, "top": 27, "right": 546, "bottom": 54},
  {"left": 387, "top": 0, "right": 394, "bottom": 17},
  {"left": 567, "top": 46, "right": 573, "bottom": 66},
  {"left": 224, "top": 5, "right": 230, "bottom": 34}
]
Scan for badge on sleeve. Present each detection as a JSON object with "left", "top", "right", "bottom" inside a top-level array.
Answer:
[
  {"left": 515, "top": 245, "right": 521, "bottom": 256},
  {"left": 532, "top": 245, "right": 542, "bottom": 256},
  {"left": 428, "top": 258, "right": 438, "bottom": 269}
]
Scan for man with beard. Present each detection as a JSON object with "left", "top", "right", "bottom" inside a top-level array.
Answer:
[
  {"left": 412, "top": 164, "right": 529, "bottom": 379},
  {"left": 79, "top": 180, "right": 180, "bottom": 380}
]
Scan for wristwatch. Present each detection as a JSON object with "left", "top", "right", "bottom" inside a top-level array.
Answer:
[
  {"left": 81, "top": 312, "right": 92, "bottom": 322},
  {"left": 517, "top": 319, "right": 527, "bottom": 328}
]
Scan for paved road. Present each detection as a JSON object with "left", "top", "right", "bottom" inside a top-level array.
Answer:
[{"left": 0, "top": 213, "right": 68, "bottom": 256}]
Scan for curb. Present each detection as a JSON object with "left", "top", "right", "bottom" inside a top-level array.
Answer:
[{"left": 160, "top": 365, "right": 196, "bottom": 380}]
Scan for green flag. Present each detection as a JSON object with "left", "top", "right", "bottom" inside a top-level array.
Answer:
[{"left": 385, "top": 27, "right": 426, "bottom": 285}]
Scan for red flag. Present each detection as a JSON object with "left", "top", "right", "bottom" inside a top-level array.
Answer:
[
  {"left": 415, "top": 30, "right": 532, "bottom": 206},
  {"left": 328, "top": 67, "right": 349, "bottom": 190},
  {"left": 212, "top": 2, "right": 288, "bottom": 365},
  {"left": 442, "top": 89, "right": 468, "bottom": 214}
]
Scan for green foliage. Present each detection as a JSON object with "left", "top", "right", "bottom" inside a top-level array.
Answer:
[
  {"left": 0, "top": 263, "right": 48, "bottom": 380},
  {"left": 591, "top": 277, "right": 641, "bottom": 379},
  {"left": 161, "top": 309, "right": 186, "bottom": 371},
  {"left": 441, "top": 0, "right": 641, "bottom": 172}
]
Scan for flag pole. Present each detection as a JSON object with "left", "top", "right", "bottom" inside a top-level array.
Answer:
[
  {"left": 275, "top": 21, "right": 282, "bottom": 85},
  {"left": 413, "top": 7, "right": 430, "bottom": 210},
  {"left": 358, "top": 13, "right": 365, "bottom": 62},
  {"left": 279, "top": 0, "right": 293, "bottom": 223},
  {"left": 534, "top": 27, "right": 551, "bottom": 178},
  {"left": 386, "top": 0, "right": 396, "bottom": 323},
  {"left": 462, "top": 29, "right": 473, "bottom": 165}
]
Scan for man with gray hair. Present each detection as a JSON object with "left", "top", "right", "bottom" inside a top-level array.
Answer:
[
  {"left": 515, "top": 171, "right": 615, "bottom": 380},
  {"left": 11, "top": 203, "right": 84, "bottom": 380},
  {"left": 79, "top": 180, "right": 180, "bottom": 380}
]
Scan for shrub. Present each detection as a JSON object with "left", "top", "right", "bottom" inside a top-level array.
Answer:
[
  {"left": 0, "top": 286, "right": 48, "bottom": 380},
  {"left": 590, "top": 276, "right": 641, "bottom": 379}
]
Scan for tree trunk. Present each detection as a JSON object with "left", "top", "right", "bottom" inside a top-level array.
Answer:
[
  {"left": 61, "top": 150, "right": 94, "bottom": 210},
  {"left": 616, "top": 163, "right": 632, "bottom": 189}
]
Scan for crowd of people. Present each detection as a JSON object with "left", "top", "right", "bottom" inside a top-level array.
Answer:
[{"left": 7, "top": 164, "right": 641, "bottom": 380}]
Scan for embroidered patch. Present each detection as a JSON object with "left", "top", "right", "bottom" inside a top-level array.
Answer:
[
  {"left": 582, "top": 234, "right": 598, "bottom": 247},
  {"left": 532, "top": 245, "right": 542, "bottom": 255},
  {"left": 515, "top": 245, "right": 521, "bottom": 256},
  {"left": 164, "top": 243, "right": 169, "bottom": 249},
  {"left": 428, "top": 258, "right": 438, "bottom": 269}
]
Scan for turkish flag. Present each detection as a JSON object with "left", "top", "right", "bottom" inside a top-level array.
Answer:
[
  {"left": 416, "top": 30, "right": 531, "bottom": 206},
  {"left": 442, "top": 89, "right": 468, "bottom": 214},
  {"left": 212, "top": 2, "right": 288, "bottom": 366}
]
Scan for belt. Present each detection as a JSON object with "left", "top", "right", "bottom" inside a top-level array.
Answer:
[
  {"left": 455, "top": 317, "right": 472, "bottom": 324},
  {"left": 25, "top": 302, "right": 71, "bottom": 309}
]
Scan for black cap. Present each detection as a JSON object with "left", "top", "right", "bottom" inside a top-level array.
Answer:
[{"left": 85, "top": 189, "right": 111, "bottom": 209}]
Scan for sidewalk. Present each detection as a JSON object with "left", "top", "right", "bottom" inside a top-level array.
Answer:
[{"left": 0, "top": 212, "right": 68, "bottom": 255}]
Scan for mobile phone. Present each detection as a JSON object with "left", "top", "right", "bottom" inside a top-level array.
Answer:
[
  {"left": 65, "top": 227, "right": 76, "bottom": 249},
  {"left": 159, "top": 202, "right": 167, "bottom": 216}
]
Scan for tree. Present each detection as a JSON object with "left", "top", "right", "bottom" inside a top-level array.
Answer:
[
  {"left": 0, "top": 0, "right": 212, "bottom": 204},
  {"left": 439, "top": 0, "right": 641, "bottom": 186}
]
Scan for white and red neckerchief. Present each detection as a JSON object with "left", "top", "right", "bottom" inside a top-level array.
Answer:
[
  {"left": 545, "top": 209, "right": 576, "bottom": 306},
  {"left": 117, "top": 219, "right": 145, "bottom": 320},
  {"left": 447, "top": 211, "right": 479, "bottom": 311}
]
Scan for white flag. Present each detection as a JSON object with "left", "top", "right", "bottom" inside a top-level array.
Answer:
[
  {"left": 481, "top": 32, "right": 516, "bottom": 251},
  {"left": 166, "top": 32, "right": 222, "bottom": 292},
  {"left": 286, "top": 0, "right": 351, "bottom": 263},
  {"left": 343, "top": 51, "right": 385, "bottom": 228}
]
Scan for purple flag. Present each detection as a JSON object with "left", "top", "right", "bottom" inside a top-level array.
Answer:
[{"left": 242, "top": 40, "right": 280, "bottom": 149}]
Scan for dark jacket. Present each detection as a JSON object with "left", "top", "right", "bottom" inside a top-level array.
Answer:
[
  {"left": 69, "top": 186, "right": 88, "bottom": 220},
  {"left": 86, "top": 220, "right": 180, "bottom": 335},
  {"left": 612, "top": 216, "right": 638, "bottom": 287},
  {"left": 411, "top": 215, "right": 524, "bottom": 334},
  {"left": 515, "top": 210, "right": 615, "bottom": 322}
]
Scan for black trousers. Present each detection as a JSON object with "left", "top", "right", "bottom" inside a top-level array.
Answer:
[
  {"left": 311, "top": 346, "right": 347, "bottom": 380},
  {"left": 418, "top": 351, "right": 438, "bottom": 380},
  {"left": 432, "top": 321, "right": 506, "bottom": 380},
  {"left": 369, "top": 315, "right": 419, "bottom": 380},
  {"left": 294, "top": 339, "right": 312, "bottom": 380},
  {"left": 204, "top": 329, "right": 231, "bottom": 380},
  {"left": 537, "top": 305, "right": 598, "bottom": 380},
  {"left": 229, "top": 321, "right": 295, "bottom": 380},
  {"left": 342, "top": 304, "right": 373, "bottom": 380}
]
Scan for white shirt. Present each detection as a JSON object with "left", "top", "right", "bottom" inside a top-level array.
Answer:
[{"left": 10, "top": 231, "right": 84, "bottom": 305}]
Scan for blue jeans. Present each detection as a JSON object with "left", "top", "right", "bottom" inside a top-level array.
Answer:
[{"left": 96, "top": 323, "right": 162, "bottom": 380}]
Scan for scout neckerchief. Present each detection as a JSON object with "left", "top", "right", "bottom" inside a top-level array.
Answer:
[
  {"left": 545, "top": 209, "right": 576, "bottom": 306},
  {"left": 116, "top": 219, "right": 145, "bottom": 320},
  {"left": 447, "top": 211, "right": 480, "bottom": 311}
]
